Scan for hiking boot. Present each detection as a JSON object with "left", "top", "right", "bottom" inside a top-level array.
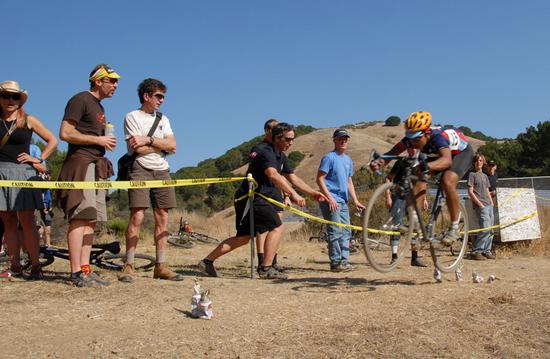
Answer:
[
  {"left": 88, "top": 271, "right": 111, "bottom": 286},
  {"left": 470, "top": 252, "right": 486, "bottom": 261},
  {"left": 258, "top": 266, "right": 288, "bottom": 280},
  {"left": 482, "top": 252, "right": 496, "bottom": 260},
  {"left": 330, "top": 263, "right": 343, "bottom": 272},
  {"left": 441, "top": 228, "right": 461, "bottom": 246},
  {"left": 198, "top": 259, "right": 219, "bottom": 278},
  {"left": 411, "top": 258, "right": 427, "bottom": 267},
  {"left": 28, "top": 266, "right": 44, "bottom": 281},
  {"left": 118, "top": 263, "right": 135, "bottom": 283},
  {"left": 71, "top": 272, "right": 96, "bottom": 288},
  {"left": 153, "top": 263, "right": 184, "bottom": 281}
]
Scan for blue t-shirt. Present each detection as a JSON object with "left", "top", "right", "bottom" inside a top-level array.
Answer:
[
  {"left": 318, "top": 150, "right": 353, "bottom": 202},
  {"left": 29, "top": 144, "right": 42, "bottom": 160}
]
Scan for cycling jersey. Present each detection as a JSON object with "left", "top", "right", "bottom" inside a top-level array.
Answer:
[{"left": 394, "top": 127, "right": 469, "bottom": 158}]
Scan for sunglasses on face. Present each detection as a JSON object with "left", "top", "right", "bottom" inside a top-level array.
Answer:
[
  {"left": 0, "top": 92, "right": 21, "bottom": 101},
  {"left": 102, "top": 78, "right": 119, "bottom": 84},
  {"left": 282, "top": 136, "right": 295, "bottom": 142},
  {"left": 152, "top": 93, "right": 165, "bottom": 100}
]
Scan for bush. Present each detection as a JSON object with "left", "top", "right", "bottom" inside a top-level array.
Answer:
[
  {"left": 385, "top": 116, "right": 401, "bottom": 126},
  {"left": 288, "top": 151, "right": 306, "bottom": 168},
  {"left": 108, "top": 218, "right": 129, "bottom": 236}
]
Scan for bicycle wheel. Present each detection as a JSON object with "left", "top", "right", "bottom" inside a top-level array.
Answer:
[
  {"left": 430, "top": 199, "right": 469, "bottom": 272},
  {"left": 190, "top": 232, "right": 220, "bottom": 244},
  {"left": 362, "top": 182, "right": 413, "bottom": 273},
  {"left": 20, "top": 251, "right": 55, "bottom": 270},
  {"left": 96, "top": 253, "right": 156, "bottom": 271},
  {"left": 167, "top": 233, "right": 195, "bottom": 248}
]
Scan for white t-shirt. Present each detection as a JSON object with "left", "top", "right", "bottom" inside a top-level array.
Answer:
[{"left": 124, "top": 110, "right": 174, "bottom": 171}]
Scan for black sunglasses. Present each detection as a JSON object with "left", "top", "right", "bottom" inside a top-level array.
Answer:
[{"left": 0, "top": 92, "right": 21, "bottom": 101}]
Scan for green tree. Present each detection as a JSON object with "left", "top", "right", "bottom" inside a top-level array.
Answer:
[{"left": 385, "top": 116, "right": 401, "bottom": 127}]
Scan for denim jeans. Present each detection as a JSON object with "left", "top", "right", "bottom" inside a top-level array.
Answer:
[
  {"left": 319, "top": 200, "right": 351, "bottom": 265},
  {"left": 390, "top": 196, "right": 407, "bottom": 247},
  {"left": 472, "top": 205, "right": 494, "bottom": 253}
]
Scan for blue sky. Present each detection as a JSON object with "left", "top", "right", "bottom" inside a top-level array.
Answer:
[{"left": 7, "top": 1, "right": 550, "bottom": 171}]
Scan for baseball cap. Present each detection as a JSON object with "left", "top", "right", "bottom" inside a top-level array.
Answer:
[
  {"left": 488, "top": 160, "right": 496, "bottom": 166},
  {"left": 333, "top": 128, "right": 351, "bottom": 138}
]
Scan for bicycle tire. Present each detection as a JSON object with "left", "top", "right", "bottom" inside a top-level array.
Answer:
[
  {"left": 362, "top": 182, "right": 413, "bottom": 273},
  {"left": 167, "top": 233, "right": 195, "bottom": 248},
  {"left": 95, "top": 253, "right": 156, "bottom": 271},
  {"left": 190, "top": 232, "right": 220, "bottom": 244},
  {"left": 20, "top": 251, "right": 55, "bottom": 270},
  {"left": 430, "top": 200, "right": 469, "bottom": 273}
]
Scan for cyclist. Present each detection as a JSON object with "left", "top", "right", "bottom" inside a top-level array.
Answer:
[{"left": 370, "top": 111, "right": 474, "bottom": 245}]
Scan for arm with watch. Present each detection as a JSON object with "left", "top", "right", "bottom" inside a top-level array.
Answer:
[{"left": 126, "top": 112, "right": 176, "bottom": 156}]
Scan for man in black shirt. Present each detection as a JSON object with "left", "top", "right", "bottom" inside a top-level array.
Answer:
[{"left": 199, "top": 123, "right": 327, "bottom": 279}]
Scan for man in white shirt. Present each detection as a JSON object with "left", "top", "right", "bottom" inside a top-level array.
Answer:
[{"left": 119, "top": 78, "right": 182, "bottom": 282}]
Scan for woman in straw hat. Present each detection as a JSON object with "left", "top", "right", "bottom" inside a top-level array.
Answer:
[{"left": 0, "top": 80, "right": 58, "bottom": 280}]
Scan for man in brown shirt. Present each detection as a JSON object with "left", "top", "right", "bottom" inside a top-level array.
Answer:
[{"left": 58, "top": 64, "right": 119, "bottom": 287}]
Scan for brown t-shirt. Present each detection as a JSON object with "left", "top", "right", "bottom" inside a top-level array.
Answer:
[{"left": 63, "top": 91, "right": 106, "bottom": 156}]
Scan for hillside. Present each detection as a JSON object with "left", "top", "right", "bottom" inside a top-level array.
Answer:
[{"left": 235, "top": 122, "right": 485, "bottom": 184}]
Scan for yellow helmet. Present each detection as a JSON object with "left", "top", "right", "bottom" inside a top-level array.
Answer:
[{"left": 404, "top": 111, "right": 432, "bottom": 138}]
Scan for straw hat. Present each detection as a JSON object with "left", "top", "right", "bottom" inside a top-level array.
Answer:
[{"left": 0, "top": 80, "right": 28, "bottom": 106}]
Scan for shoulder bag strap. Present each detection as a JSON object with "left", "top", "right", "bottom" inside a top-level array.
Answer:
[
  {"left": 130, "top": 111, "right": 163, "bottom": 159},
  {"left": 147, "top": 111, "right": 162, "bottom": 137}
]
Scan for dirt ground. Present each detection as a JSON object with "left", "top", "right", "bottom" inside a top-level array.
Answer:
[{"left": 1, "top": 238, "right": 550, "bottom": 359}]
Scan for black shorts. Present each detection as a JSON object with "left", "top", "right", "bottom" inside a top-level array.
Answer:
[
  {"left": 40, "top": 210, "right": 53, "bottom": 226},
  {"left": 234, "top": 197, "right": 282, "bottom": 237},
  {"left": 449, "top": 144, "right": 474, "bottom": 179}
]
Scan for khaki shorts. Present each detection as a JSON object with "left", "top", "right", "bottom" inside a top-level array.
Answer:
[
  {"left": 128, "top": 161, "right": 176, "bottom": 209},
  {"left": 68, "top": 163, "right": 107, "bottom": 222}
]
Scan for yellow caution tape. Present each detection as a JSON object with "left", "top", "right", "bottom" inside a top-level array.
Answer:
[
  {"left": 496, "top": 188, "right": 525, "bottom": 208},
  {"left": 464, "top": 210, "right": 538, "bottom": 234},
  {"left": 256, "top": 192, "right": 538, "bottom": 236},
  {"left": 0, "top": 177, "right": 246, "bottom": 190}
]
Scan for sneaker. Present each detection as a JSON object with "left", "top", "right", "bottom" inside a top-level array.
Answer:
[
  {"left": 470, "top": 252, "right": 486, "bottom": 261},
  {"left": 258, "top": 266, "right": 288, "bottom": 280},
  {"left": 330, "top": 263, "right": 343, "bottom": 272},
  {"left": 153, "top": 263, "right": 184, "bottom": 281},
  {"left": 271, "top": 263, "right": 286, "bottom": 273},
  {"left": 71, "top": 272, "right": 95, "bottom": 288},
  {"left": 118, "top": 263, "right": 135, "bottom": 283},
  {"left": 28, "top": 266, "right": 44, "bottom": 281},
  {"left": 0, "top": 267, "right": 23, "bottom": 281},
  {"left": 411, "top": 258, "right": 427, "bottom": 267},
  {"left": 198, "top": 259, "right": 219, "bottom": 278},
  {"left": 482, "top": 252, "right": 496, "bottom": 260},
  {"left": 441, "top": 228, "right": 461, "bottom": 246},
  {"left": 88, "top": 271, "right": 111, "bottom": 286},
  {"left": 340, "top": 263, "right": 353, "bottom": 272}
]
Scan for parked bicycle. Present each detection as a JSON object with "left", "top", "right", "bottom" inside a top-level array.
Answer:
[
  {"left": 167, "top": 217, "right": 220, "bottom": 248},
  {"left": 1, "top": 242, "right": 155, "bottom": 271},
  {"left": 362, "top": 152, "right": 469, "bottom": 273}
]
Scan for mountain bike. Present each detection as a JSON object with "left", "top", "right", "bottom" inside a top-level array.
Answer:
[
  {"left": 3, "top": 242, "right": 156, "bottom": 271},
  {"left": 362, "top": 152, "right": 469, "bottom": 273},
  {"left": 167, "top": 217, "right": 220, "bottom": 248}
]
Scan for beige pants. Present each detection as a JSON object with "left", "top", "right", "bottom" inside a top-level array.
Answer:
[{"left": 68, "top": 163, "right": 107, "bottom": 222}]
